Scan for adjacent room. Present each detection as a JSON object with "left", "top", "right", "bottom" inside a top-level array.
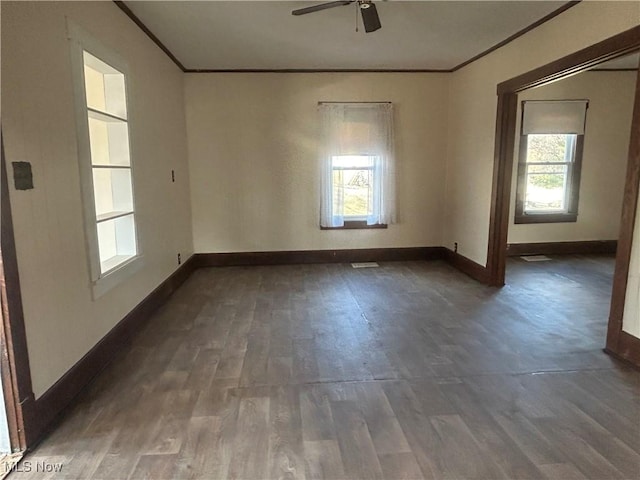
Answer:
[{"left": 1, "top": 1, "right": 639, "bottom": 479}]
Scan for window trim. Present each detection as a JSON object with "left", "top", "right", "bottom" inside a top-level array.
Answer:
[
  {"left": 68, "top": 21, "right": 143, "bottom": 299},
  {"left": 514, "top": 133, "right": 584, "bottom": 224},
  {"left": 326, "top": 154, "right": 385, "bottom": 229}
]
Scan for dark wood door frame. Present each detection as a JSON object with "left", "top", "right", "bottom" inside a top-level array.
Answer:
[
  {"left": 1, "top": 132, "right": 36, "bottom": 451},
  {"left": 486, "top": 26, "right": 640, "bottom": 366}
]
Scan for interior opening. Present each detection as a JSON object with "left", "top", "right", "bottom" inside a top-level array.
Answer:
[{"left": 504, "top": 50, "right": 639, "bottom": 349}]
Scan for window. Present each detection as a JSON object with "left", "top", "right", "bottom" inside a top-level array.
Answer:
[
  {"left": 69, "top": 22, "right": 141, "bottom": 296},
  {"left": 319, "top": 102, "right": 395, "bottom": 229},
  {"left": 515, "top": 100, "right": 587, "bottom": 224}
]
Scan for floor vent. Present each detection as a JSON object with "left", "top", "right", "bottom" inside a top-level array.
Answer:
[
  {"left": 351, "top": 262, "right": 380, "bottom": 268},
  {"left": 520, "top": 255, "right": 551, "bottom": 262}
]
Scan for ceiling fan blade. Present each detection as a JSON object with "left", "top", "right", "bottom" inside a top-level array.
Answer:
[
  {"left": 360, "top": 2, "right": 381, "bottom": 32},
  {"left": 292, "top": 1, "right": 353, "bottom": 16}
]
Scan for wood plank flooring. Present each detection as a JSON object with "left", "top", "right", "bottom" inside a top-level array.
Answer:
[{"left": 7, "top": 255, "right": 640, "bottom": 479}]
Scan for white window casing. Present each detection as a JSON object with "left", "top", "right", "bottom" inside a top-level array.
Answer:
[{"left": 67, "top": 21, "right": 143, "bottom": 299}]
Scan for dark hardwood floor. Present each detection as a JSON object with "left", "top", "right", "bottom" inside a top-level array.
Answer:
[{"left": 8, "top": 255, "right": 640, "bottom": 479}]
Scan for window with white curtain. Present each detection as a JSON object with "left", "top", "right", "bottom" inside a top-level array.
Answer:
[
  {"left": 515, "top": 100, "right": 588, "bottom": 224},
  {"left": 319, "top": 102, "right": 395, "bottom": 229}
]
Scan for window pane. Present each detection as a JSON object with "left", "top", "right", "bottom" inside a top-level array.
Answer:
[
  {"left": 92, "top": 167, "right": 133, "bottom": 218},
  {"left": 333, "top": 168, "right": 373, "bottom": 217},
  {"left": 97, "top": 214, "right": 137, "bottom": 273},
  {"left": 332, "top": 155, "right": 374, "bottom": 169},
  {"left": 88, "top": 116, "right": 131, "bottom": 166},
  {"left": 83, "top": 51, "right": 127, "bottom": 119},
  {"left": 527, "top": 164, "right": 566, "bottom": 174},
  {"left": 526, "top": 134, "right": 573, "bottom": 163},
  {"left": 524, "top": 170, "right": 567, "bottom": 212}
]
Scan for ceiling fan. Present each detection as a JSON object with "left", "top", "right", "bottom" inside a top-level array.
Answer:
[{"left": 292, "top": 0, "right": 382, "bottom": 33}]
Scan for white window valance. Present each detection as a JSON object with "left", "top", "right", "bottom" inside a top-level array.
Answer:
[{"left": 521, "top": 100, "right": 589, "bottom": 135}]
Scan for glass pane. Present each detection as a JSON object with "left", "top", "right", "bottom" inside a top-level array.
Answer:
[
  {"left": 92, "top": 168, "right": 133, "bottom": 218},
  {"left": 524, "top": 170, "right": 567, "bottom": 212},
  {"left": 84, "top": 63, "right": 106, "bottom": 113},
  {"left": 97, "top": 214, "right": 137, "bottom": 273},
  {"left": 332, "top": 168, "right": 373, "bottom": 217},
  {"left": 527, "top": 164, "right": 566, "bottom": 174},
  {"left": 88, "top": 116, "right": 131, "bottom": 166},
  {"left": 332, "top": 155, "right": 374, "bottom": 169},
  {"left": 526, "top": 134, "right": 574, "bottom": 163},
  {"left": 83, "top": 51, "right": 127, "bottom": 119}
]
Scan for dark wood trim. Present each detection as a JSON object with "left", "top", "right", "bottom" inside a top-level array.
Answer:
[
  {"left": 514, "top": 134, "right": 584, "bottom": 225},
  {"left": 184, "top": 69, "right": 452, "bottom": 73},
  {"left": 195, "top": 247, "right": 445, "bottom": 267},
  {"left": 488, "top": 26, "right": 640, "bottom": 288},
  {"left": 28, "top": 255, "right": 197, "bottom": 447},
  {"left": 443, "top": 249, "right": 491, "bottom": 284},
  {"left": 487, "top": 92, "right": 518, "bottom": 286},
  {"left": 507, "top": 240, "right": 617, "bottom": 257},
  {"left": 320, "top": 221, "right": 388, "bottom": 230},
  {"left": 514, "top": 213, "right": 578, "bottom": 224},
  {"left": 606, "top": 66, "right": 640, "bottom": 367},
  {"left": 497, "top": 26, "right": 640, "bottom": 94},
  {"left": 112, "top": 1, "right": 186, "bottom": 72},
  {"left": 0, "top": 133, "right": 35, "bottom": 451},
  {"left": 451, "top": 2, "right": 580, "bottom": 72},
  {"left": 604, "top": 333, "right": 640, "bottom": 369}
]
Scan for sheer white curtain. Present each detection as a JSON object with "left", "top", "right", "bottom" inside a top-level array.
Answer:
[{"left": 319, "top": 102, "right": 395, "bottom": 227}]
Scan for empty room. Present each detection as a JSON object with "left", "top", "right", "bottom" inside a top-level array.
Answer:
[{"left": 1, "top": 1, "right": 639, "bottom": 479}]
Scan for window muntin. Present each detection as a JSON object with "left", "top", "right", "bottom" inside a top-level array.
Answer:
[
  {"left": 82, "top": 51, "right": 137, "bottom": 275},
  {"left": 523, "top": 134, "right": 576, "bottom": 214}
]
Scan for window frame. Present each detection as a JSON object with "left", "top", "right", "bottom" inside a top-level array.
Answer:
[
  {"left": 322, "top": 154, "right": 388, "bottom": 230},
  {"left": 68, "top": 21, "right": 143, "bottom": 299},
  {"left": 514, "top": 132, "right": 584, "bottom": 224}
]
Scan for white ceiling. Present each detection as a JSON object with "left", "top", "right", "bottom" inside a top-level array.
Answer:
[{"left": 123, "top": 1, "right": 570, "bottom": 71}]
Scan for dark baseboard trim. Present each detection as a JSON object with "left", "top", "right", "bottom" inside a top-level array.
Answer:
[
  {"left": 603, "top": 332, "right": 640, "bottom": 370},
  {"left": 27, "top": 255, "right": 197, "bottom": 448},
  {"left": 443, "top": 249, "right": 491, "bottom": 284},
  {"left": 195, "top": 247, "right": 446, "bottom": 267},
  {"left": 507, "top": 240, "right": 617, "bottom": 257}
]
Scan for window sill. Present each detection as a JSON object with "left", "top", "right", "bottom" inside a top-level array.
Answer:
[
  {"left": 91, "top": 255, "right": 143, "bottom": 300},
  {"left": 515, "top": 213, "right": 577, "bottom": 224},
  {"left": 321, "top": 221, "right": 388, "bottom": 230}
]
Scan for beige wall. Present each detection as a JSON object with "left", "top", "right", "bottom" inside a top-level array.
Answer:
[
  {"left": 185, "top": 73, "right": 448, "bottom": 253},
  {"left": 507, "top": 71, "right": 636, "bottom": 244},
  {"left": 444, "top": 1, "right": 640, "bottom": 265},
  {"left": 1, "top": 1, "right": 193, "bottom": 398}
]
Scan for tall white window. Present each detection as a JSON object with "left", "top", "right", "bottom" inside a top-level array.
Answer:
[
  {"left": 319, "top": 102, "right": 395, "bottom": 229},
  {"left": 69, "top": 21, "right": 140, "bottom": 295}
]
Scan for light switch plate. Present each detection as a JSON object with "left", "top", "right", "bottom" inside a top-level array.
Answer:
[{"left": 12, "top": 162, "right": 33, "bottom": 190}]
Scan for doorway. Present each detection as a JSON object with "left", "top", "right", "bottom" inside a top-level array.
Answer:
[{"left": 486, "top": 26, "right": 640, "bottom": 366}]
